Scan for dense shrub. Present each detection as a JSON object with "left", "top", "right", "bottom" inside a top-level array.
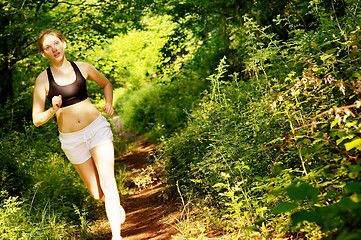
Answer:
[
  {"left": 116, "top": 72, "right": 209, "bottom": 139},
  {"left": 161, "top": 58, "right": 274, "bottom": 191},
  {"left": 159, "top": 1, "right": 361, "bottom": 238},
  {"left": 2, "top": 0, "right": 361, "bottom": 238}
]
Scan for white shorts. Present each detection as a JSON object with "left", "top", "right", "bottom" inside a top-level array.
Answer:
[{"left": 59, "top": 114, "right": 114, "bottom": 164}]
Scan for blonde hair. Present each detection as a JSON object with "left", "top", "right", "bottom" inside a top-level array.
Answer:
[{"left": 38, "top": 29, "right": 65, "bottom": 51}]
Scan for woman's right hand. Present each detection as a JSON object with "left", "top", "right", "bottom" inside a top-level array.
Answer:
[{"left": 52, "top": 95, "right": 62, "bottom": 111}]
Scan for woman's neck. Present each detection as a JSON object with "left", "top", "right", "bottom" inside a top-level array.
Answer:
[
  {"left": 50, "top": 57, "right": 71, "bottom": 72},
  {"left": 51, "top": 56, "right": 69, "bottom": 69}
]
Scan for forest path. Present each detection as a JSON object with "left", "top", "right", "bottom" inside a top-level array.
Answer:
[
  {"left": 119, "top": 138, "right": 180, "bottom": 239},
  {"left": 87, "top": 132, "right": 181, "bottom": 240}
]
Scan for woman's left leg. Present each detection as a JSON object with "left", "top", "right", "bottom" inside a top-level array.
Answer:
[{"left": 90, "top": 141, "right": 123, "bottom": 239}]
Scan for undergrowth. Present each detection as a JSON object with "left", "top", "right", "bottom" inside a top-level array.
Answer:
[{"left": 160, "top": 2, "right": 361, "bottom": 239}]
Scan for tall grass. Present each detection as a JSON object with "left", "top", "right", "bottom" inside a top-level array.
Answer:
[{"left": 0, "top": 192, "right": 72, "bottom": 240}]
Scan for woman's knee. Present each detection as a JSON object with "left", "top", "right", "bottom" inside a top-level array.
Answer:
[
  {"left": 100, "top": 180, "right": 118, "bottom": 196},
  {"left": 91, "top": 192, "right": 105, "bottom": 202},
  {"left": 97, "top": 178, "right": 118, "bottom": 199}
]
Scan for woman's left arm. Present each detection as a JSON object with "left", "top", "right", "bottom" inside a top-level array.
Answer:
[{"left": 81, "top": 62, "right": 114, "bottom": 115}]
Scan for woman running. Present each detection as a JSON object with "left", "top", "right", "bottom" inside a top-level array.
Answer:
[{"left": 32, "top": 29, "right": 125, "bottom": 240}]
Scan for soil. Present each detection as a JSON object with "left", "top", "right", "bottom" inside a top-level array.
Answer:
[{"left": 119, "top": 139, "right": 180, "bottom": 240}]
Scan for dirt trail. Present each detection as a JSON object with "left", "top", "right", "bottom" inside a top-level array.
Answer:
[
  {"left": 118, "top": 139, "right": 180, "bottom": 240},
  {"left": 85, "top": 135, "right": 226, "bottom": 240},
  {"left": 85, "top": 116, "right": 182, "bottom": 239}
]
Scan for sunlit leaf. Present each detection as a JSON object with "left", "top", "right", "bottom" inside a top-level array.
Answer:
[{"left": 345, "top": 138, "right": 361, "bottom": 151}]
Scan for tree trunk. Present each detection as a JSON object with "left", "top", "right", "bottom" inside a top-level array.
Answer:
[
  {"left": 0, "top": 16, "right": 14, "bottom": 106},
  {"left": 0, "top": 62, "right": 13, "bottom": 106}
]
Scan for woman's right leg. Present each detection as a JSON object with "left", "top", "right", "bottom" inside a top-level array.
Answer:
[
  {"left": 73, "top": 157, "right": 105, "bottom": 201},
  {"left": 73, "top": 150, "right": 125, "bottom": 239},
  {"left": 90, "top": 142, "right": 123, "bottom": 239}
]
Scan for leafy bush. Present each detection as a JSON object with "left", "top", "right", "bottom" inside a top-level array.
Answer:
[
  {"left": 160, "top": 58, "right": 276, "bottom": 202},
  {"left": 261, "top": 2, "right": 361, "bottom": 238},
  {"left": 116, "top": 77, "right": 206, "bottom": 139},
  {"left": 159, "top": 1, "right": 361, "bottom": 238}
]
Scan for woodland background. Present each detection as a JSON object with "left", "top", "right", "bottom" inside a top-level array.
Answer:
[{"left": 1, "top": 0, "right": 361, "bottom": 239}]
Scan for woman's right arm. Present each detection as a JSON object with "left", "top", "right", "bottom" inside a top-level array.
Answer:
[{"left": 32, "top": 73, "right": 61, "bottom": 127}]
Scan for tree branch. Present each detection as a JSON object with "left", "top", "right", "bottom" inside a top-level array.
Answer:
[
  {"left": 332, "top": 0, "right": 348, "bottom": 41},
  {"left": 58, "top": 0, "right": 97, "bottom": 7}
]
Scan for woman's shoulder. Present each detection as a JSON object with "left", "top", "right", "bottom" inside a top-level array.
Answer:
[
  {"left": 34, "top": 69, "right": 49, "bottom": 91},
  {"left": 74, "top": 62, "right": 99, "bottom": 78},
  {"left": 74, "top": 61, "right": 92, "bottom": 69},
  {"left": 36, "top": 70, "right": 48, "bottom": 84},
  {"left": 73, "top": 61, "right": 92, "bottom": 78}
]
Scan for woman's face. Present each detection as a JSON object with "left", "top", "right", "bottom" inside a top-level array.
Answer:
[{"left": 41, "top": 34, "right": 66, "bottom": 62}]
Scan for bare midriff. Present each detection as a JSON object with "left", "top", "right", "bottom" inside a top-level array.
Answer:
[{"left": 56, "top": 98, "right": 101, "bottom": 133}]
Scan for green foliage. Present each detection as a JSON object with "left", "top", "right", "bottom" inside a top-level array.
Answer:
[
  {"left": 103, "top": 14, "right": 216, "bottom": 139},
  {"left": 0, "top": 191, "right": 74, "bottom": 239},
  {"left": 117, "top": 77, "right": 202, "bottom": 139},
  {"left": 161, "top": 57, "right": 275, "bottom": 199},
  {"left": 85, "top": 15, "right": 175, "bottom": 90},
  {"left": 157, "top": 0, "right": 361, "bottom": 239},
  {"left": 0, "top": 91, "right": 92, "bottom": 236},
  {"left": 3, "top": 0, "right": 361, "bottom": 238},
  {"left": 261, "top": 1, "right": 361, "bottom": 238},
  {"left": 0, "top": 0, "right": 146, "bottom": 105}
]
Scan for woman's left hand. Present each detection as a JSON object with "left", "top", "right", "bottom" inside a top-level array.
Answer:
[{"left": 102, "top": 104, "right": 114, "bottom": 116}]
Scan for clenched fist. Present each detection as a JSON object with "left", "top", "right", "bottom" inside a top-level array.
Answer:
[
  {"left": 102, "top": 103, "right": 114, "bottom": 116},
  {"left": 52, "top": 95, "right": 62, "bottom": 111}
]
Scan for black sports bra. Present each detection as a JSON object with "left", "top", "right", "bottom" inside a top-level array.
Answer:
[{"left": 46, "top": 61, "right": 88, "bottom": 108}]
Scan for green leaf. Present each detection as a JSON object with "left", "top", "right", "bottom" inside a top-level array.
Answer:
[
  {"left": 301, "top": 143, "right": 324, "bottom": 155},
  {"left": 286, "top": 183, "right": 319, "bottom": 202},
  {"left": 345, "top": 138, "right": 361, "bottom": 151},
  {"left": 337, "top": 197, "right": 360, "bottom": 210},
  {"left": 352, "top": 71, "right": 361, "bottom": 79},
  {"left": 336, "top": 134, "right": 354, "bottom": 145},
  {"left": 349, "top": 165, "right": 361, "bottom": 173},
  {"left": 336, "top": 130, "right": 347, "bottom": 138},
  {"left": 331, "top": 119, "right": 339, "bottom": 128},
  {"left": 344, "top": 181, "right": 361, "bottom": 194},
  {"left": 320, "top": 54, "right": 333, "bottom": 62},
  {"left": 291, "top": 210, "right": 322, "bottom": 225},
  {"left": 312, "top": 67, "right": 319, "bottom": 72},
  {"left": 270, "top": 201, "right": 297, "bottom": 214}
]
